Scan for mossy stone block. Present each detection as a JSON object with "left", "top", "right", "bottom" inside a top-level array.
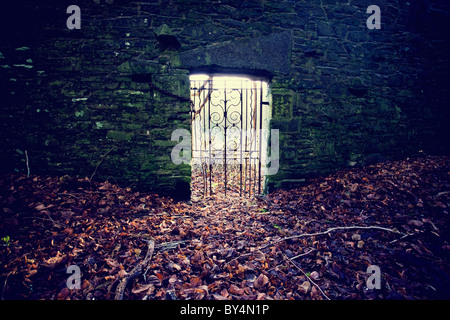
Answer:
[{"left": 106, "top": 130, "right": 134, "bottom": 141}]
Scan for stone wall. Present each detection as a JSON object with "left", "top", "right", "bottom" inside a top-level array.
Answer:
[{"left": 0, "top": 0, "right": 449, "bottom": 198}]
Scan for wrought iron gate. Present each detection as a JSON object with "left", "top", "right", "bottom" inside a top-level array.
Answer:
[{"left": 190, "top": 75, "right": 270, "bottom": 198}]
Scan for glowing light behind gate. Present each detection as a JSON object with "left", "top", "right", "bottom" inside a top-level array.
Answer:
[{"left": 189, "top": 74, "right": 274, "bottom": 196}]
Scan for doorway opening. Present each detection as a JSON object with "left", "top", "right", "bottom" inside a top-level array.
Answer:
[{"left": 190, "top": 74, "right": 271, "bottom": 200}]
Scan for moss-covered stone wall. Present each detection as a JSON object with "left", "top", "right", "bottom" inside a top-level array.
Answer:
[{"left": 0, "top": 0, "right": 449, "bottom": 198}]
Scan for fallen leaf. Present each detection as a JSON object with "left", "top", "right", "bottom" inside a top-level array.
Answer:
[
  {"left": 190, "top": 276, "right": 202, "bottom": 287},
  {"left": 220, "top": 288, "right": 229, "bottom": 298},
  {"left": 81, "top": 279, "right": 92, "bottom": 290},
  {"left": 351, "top": 234, "right": 361, "bottom": 241},
  {"left": 408, "top": 219, "right": 423, "bottom": 227},
  {"left": 35, "top": 204, "right": 47, "bottom": 211},
  {"left": 43, "top": 252, "right": 67, "bottom": 269},
  {"left": 118, "top": 269, "right": 128, "bottom": 278},
  {"left": 105, "top": 258, "right": 120, "bottom": 268},
  {"left": 229, "top": 284, "right": 245, "bottom": 295},
  {"left": 213, "top": 294, "right": 229, "bottom": 300},
  {"left": 155, "top": 289, "right": 164, "bottom": 298},
  {"left": 147, "top": 275, "right": 161, "bottom": 285},
  {"left": 132, "top": 283, "right": 154, "bottom": 294},
  {"left": 156, "top": 273, "right": 164, "bottom": 282},
  {"left": 57, "top": 287, "right": 70, "bottom": 300},
  {"left": 253, "top": 250, "right": 265, "bottom": 262},
  {"left": 254, "top": 273, "right": 269, "bottom": 290},
  {"left": 298, "top": 281, "right": 311, "bottom": 294},
  {"left": 169, "top": 274, "right": 177, "bottom": 284},
  {"left": 256, "top": 292, "right": 266, "bottom": 300}
]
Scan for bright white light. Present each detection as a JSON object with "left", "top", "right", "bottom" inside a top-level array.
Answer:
[
  {"left": 189, "top": 74, "right": 210, "bottom": 81},
  {"left": 189, "top": 74, "right": 265, "bottom": 90}
]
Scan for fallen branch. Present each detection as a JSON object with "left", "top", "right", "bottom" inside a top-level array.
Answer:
[
  {"left": 115, "top": 240, "right": 155, "bottom": 300},
  {"left": 1, "top": 271, "right": 13, "bottom": 300},
  {"left": 89, "top": 147, "right": 115, "bottom": 183},
  {"left": 25, "top": 150, "right": 30, "bottom": 177},
  {"left": 284, "top": 253, "right": 330, "bottom": 300},
  {"left": 290, "top": 248, "right": 316, "bottom": 260},
  {"left": 23, "top": 216, "right": 65, "bottom": 229},
  {"left": 389, "top": 232, "right": 416, "bottom": 244},
  {"left": 154, "top": 240, "right": 189, "bottom": 251},
  {"left": 225, "top": 253, "right": 252, "bottom": 267},
  {"left": 260, "top": 225, "right": 403, "bottom": 250}
]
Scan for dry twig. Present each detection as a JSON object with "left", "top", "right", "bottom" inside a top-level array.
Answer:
[
  {"left": 25, "top": 150, "right": 30, "bottom": 177},
  {"left": 115, "top": 240, "right": 155, "bottom": 300},
  {"left": 260, "top": 225, "right": 403, "bottom": 250},
  {"left": 284, "top": 253, "right": 330, "bottom": 300},
  {"left": 89, "top": 147, "right": 115, "bottom": 183},
  {"left": 290, "top": 248, "right": 316, "bottom": 260}
]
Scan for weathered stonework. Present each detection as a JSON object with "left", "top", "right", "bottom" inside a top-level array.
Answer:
[
  {"left": 0, "top": 0, "right": 449, "bottom": 198},
  {"left": 180, "top": 31, "right": 292, "bottom": 76}
]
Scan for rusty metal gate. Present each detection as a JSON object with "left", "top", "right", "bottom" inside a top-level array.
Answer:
[{"left": 190, "top": 75, "right": 269, "bottom": 198}]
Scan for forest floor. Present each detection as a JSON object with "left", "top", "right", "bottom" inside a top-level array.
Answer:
[{"left": 0, "top": 155, "right": 449, "bottom": 300}]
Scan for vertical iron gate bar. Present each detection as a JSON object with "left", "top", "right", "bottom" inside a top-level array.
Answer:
[
  {"left": 191, "top": 83, "right": 196, "bottom": 196},
  {"left": 253, "top": 83, "right": 257, "bottom": 196},
  {"left": 248, "top": 86, "right": 255, "bottom": 196},
  {"left": 239, "top": 81, "right": 243, "bottom": 197},
  {"left": 258, "top": 80, "right": 263, "bottom": 195},
  {"left": 245, "top": 84, "right": 247, "bottom": 195},
  {"left": 223, "top": 83, "right": 227, "bottom": 198},
  {"left": 200, "top": 82, "right": 207, "bottom": 197},
  {"left": 244, "top": 84, "right": 248, "bottom": 195},
  {"left": 208, "top": 80, "right": 212, "bottom": 197}
]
